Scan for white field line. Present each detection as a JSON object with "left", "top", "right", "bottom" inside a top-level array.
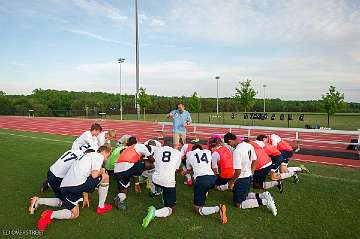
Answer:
[
  {"left": 0, "top": 131, "right": 73, "bottom": 144},
  {"left": 302, "top": 173, "right": 360, "bottom": 184}
]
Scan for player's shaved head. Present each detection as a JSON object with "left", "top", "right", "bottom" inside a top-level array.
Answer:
[
  {"left": 127, "top": 136, "right": 137, "bottom": 146},
  {"left": 192, "top": 144, "right": 203, "bottom": 150}
]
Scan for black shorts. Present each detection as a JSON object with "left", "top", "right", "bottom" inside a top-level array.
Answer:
[
  {"left": 215, "top": 176, "right": 231, "bottom": 186},
  {"left": 280, "top": 150, "right": 293, "bottom": 164},
  {"left": 114, "top": 161, "right": 145, "bottom": 191},
  {"left": 47, "top": 170, "right": 64, "bottom": 201},
  {"left": 233, "top": 177, "right": 251, "bottom": 204},
  {"left": 194, "top": 175, "right": 217, "bottom": 206},
  {"left": 270, "top": 155, "right": 283, "bottom": 170},
  {"left": 61, "top": 176, "right": 102, "bottom": 210},
  {"left": 253, "top": 165, "right": 272, "bottom": 186},
  {"left": 153, "top": 183, "right": 176, "bottom": 208}
]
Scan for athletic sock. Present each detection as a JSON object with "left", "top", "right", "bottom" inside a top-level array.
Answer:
[
  {"left": 117, "top": 193, "right": 126, "bottom": 202},
  {"left": 280, "top": 172, "right": 294, "bottom": 179},
  {"left": 182, "top": 165, "right": 192, "bottom": 181},
  {"left": 38, "top": 198, "right": 62, "bottom": 207},
  {"left": 155, "top": 207, "right": 172, "bottom": 218},
  {"left": 51, "top": 209, "right": 72, "bottom": 219},
  {"left": 218, "top": 184, "right": 229, "bottom": 191},
  {"left": 240, "top": 199, "right": 260, "bottom": 209},
  {"left": 288, "top": 167, "right": 301, "bottom": 174},
  {"left": 247, "top": 192, "right": 265, "bottom": 200},
  {"left": 199, "top": 206, "right": 220, "bottom": 216},
  {"left": 263, "top": 181, "right": 279, "bottom": 189},
  {"left": 98, "top": 183, "right": 109, "bottom": 208}
]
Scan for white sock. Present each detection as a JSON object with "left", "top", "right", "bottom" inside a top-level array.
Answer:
[
  {"left": 38, "top": 198, "right": 62, "bottom": 207},
  {"left": 98, "top": 183, "right": 109, "bottom": 208},
  {"left": 51, "top": 209, "right": 72, "bottom": 219},
  {"left": 263, "top": 181, "right": 279, "bottom": 189},
  {"left": 150, "top": 180, "right": 156, "bottom": 193},
  {"left": 240, "top": 199, "right": 266, "bottom": 209},
  {"left": 155, "top": 207, "right": 172, "bottom": 218},
  {"left": 281, "top": 172, "right": 294, "bottom": 179},
  {"left": 199, "top": 206, "right": 220, "bottom": 216},
  {"left": 288, "top": 167, "right": 301, "bottom": 174},
  {"left": 117, "top": 193, "right": 126, "bottom": 202},
  {"left": 246, "top": 192, "right": 265, "bottom": 200},
  {"left": 217, "top": 184, "right": 229, "bottom": 191}
]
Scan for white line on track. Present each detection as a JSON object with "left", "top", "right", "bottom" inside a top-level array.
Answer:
[{"left": 0, "top": 131, "right": 73, "bottom": 144}]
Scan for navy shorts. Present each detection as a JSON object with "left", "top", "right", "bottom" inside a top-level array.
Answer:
[
  {"left": 280, "top": 150, "right": 293, "bottom": 164},
  {"left": 215, "top": 176, "right": 231, "bottom": 186},
  {"left": 114, "top": 161, "right": 145, "bottom": 191},
  {"left": 194, "top": 175, "right": 217, "bottom": 206},
  {"left": 270, "top": 155, "right": 283, "bottom": 170},
  {"left": 233, "top": 177, "right": 251, "bottom": 204},
  {"left": 61, "top": 176, "right": 102, "bottom": 210},
  {"left": 253, "top": 165, "right": 272, "bottom": 186},
  {"left": 154, "top": 183, "right": 176, "bottom": 208},
  {"left": 47, "top": 170, "right": 64, "bottom": 201}
]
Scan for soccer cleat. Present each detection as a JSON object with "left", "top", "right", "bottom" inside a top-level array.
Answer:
[
  {"left": 293, "top": 173, "right": 300, "bottom": 184},
  {"left": 299, "top": 164, "right": 310, "bottom": 174},
  {"left": 29, "top": 196, "right": 39, "bottom": 215},
  {"left": 276, "top": 180, "right": 284, "bottom": 193},
  {"left": 219, "top": 204, "right": 228, "bottom": 224},
  {"left": 149, "top": 187, "right": 162, "bottom": 197},
  {"left": 142, "top": 206, "right": 156, "bottom": 228},
  {"left": 263, "top": 193, "right": 277, "bottom": 216},
  {"left": 183, "top": 180, "right": 193, "bottom": 186},
  {"left": 96, "top": 204, "right": 113, "bottom": 214},
  {"left": 37, "top": 210, "right": 53, "bottom": 232},
  {"left": 40, "top": 180, "right": 50, "bottom": 193},
  {"left": 114, "top": 196, "right": 126, "bottom": 210}
]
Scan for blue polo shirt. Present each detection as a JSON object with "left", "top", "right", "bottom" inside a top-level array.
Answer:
[{"left": 170, "top": 110, "right": 192, "bottom": 134}]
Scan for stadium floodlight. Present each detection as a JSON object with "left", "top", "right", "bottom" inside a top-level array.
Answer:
[
  {"left": 262, "top": 84, "right": 267, "bottom": 112},
  {"left": 215, "top": 76, "right": 220, "bottom": 114},
  {"left": 135, "top": 0, "right": 140, "bottom": 120},
  {"left": 118, "top": 58, "right": 125, "bottom": 120}
]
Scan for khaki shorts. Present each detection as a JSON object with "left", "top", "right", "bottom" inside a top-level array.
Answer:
[{"left": 173, "top": 133, "right": 186, "bottom": 148}]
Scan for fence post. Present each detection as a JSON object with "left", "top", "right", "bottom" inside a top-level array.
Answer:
[
  {"left": 247, "top": 128, "right": 251, "bottom": 137},
  {"left": 295, "top": 131, "right": 300, "bottom": 152},
  {"left": 357, "top": 129, "right": 360, "bottom": 159}
]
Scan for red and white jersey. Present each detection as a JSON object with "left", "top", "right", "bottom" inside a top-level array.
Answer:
[
  {"left": 186, "top": 149, "right": 214, "bottom": 180},
  {"left": 270, "top": 134, "right": 293, "bottom": 151},
  {"left": 180, "top": 143, "right": 193, "bottom": 158},
  {"left": 152, "top": 146, "right": 182, "bottom": 188},
  {"left": 114, "top": 144, "right": 151, "bottom": 173}
]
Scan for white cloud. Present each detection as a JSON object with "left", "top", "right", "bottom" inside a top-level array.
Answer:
[
  {"left": 72, "top": 0, "right": 128, "bottom": 23},
  {"left": 149, "top": 18, "right": 166, "bottom": 27},
  {"left": 66, "top": 29, "right": 131, "bottom": 45}
]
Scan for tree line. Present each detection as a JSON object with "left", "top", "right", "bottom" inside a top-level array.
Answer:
[{"left": 0, "top": 84, "right": 359, "bottom": 117}]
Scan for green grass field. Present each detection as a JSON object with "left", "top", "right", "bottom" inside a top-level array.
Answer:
[
  {"left": 1, "top": 128, "right": 359, "bottom": 239},
  {"left": 105, "top": 112, "right": 360, "bottom": 131}
]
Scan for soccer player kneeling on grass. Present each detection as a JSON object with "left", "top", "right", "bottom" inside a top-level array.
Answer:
[
  {"left": 185, "top": 144, "right": 228, "bottom": 224},
  {"left": 29, "top": 148, "right": 93, "bottom": 214},
  {"left": 37, "top": 145, "right": 112, "bottom": 232},
  {"left": 209, "top": 137, "right": 234, "bottom": 191},
  {"left": 72, "top": 123, "right": 103, "bottom": 151},
  {"left": 224, "top": 133, "right": 277, "bottom": 216},
  {"left": 113, "top": 137, "right": 155, "bottom": 210},
  {"left": 142, "top": 141, "right": 182, "bottom": 228}
]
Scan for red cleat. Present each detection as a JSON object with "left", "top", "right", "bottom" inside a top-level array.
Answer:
[
  {"left": 37, "top": 210, "right": 53, "bottom": 232},
  {"left": 186, "top": 180, "right": 193, "bottom": 186},
  {"left": 96, "top": 204, "right": 113, "bottom": 214}
]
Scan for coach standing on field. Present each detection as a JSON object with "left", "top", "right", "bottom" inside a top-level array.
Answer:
[{"left": 166, "top": 103, "right": 192, "bottom": 149}]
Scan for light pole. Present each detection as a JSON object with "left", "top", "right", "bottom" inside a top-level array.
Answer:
[
  {"left": 118, "top": 58, "right": 125, "bottom": 120},
  {"left": 215, "top": 76, "right": 220, "bottom": 115},
  {"left": 135, "top": 0, "right": 140, "bottom": 120},
  {"left": 263, "top": 84, "right": 267, "bottom": 112}
]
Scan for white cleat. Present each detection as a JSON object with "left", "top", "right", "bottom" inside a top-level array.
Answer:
[
  {"left": 28, "top": 196, "right": 39, "bottom": 214},
  {"left": 263, "top": 192, "right": 277, "bottom": 216}
]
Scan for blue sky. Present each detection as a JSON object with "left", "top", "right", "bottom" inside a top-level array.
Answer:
[{"left": 0, "top": 0, "right": 359, "bottom": 101}]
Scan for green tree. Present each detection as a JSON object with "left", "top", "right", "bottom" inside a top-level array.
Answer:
[
  {"left": 188, "top": 92, "right": 201, "bottom": 122},
  {"left": 138, "top": 87, "right": 152, "bottom": 120},
  {"left": 321, "top": 86, "right": 345, "bottom": 127},
  {"left": 234, "top": 79, "right": 257, "bottom": 112}
]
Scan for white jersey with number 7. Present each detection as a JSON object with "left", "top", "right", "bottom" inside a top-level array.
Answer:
[{"left": 152, "top": 146, "right": 182, "bottom": 188}]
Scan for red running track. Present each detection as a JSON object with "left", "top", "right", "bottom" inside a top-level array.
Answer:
[{"left": 0, "top": 116, "right": 359, "bottom": 168}]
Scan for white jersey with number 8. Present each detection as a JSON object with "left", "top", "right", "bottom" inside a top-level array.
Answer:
[
  {"left": 186, "top": 149, "right": 214, "bottom": 180},
  {"left": 152, "top": 146, "right": 182, "bottom": 188}
]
